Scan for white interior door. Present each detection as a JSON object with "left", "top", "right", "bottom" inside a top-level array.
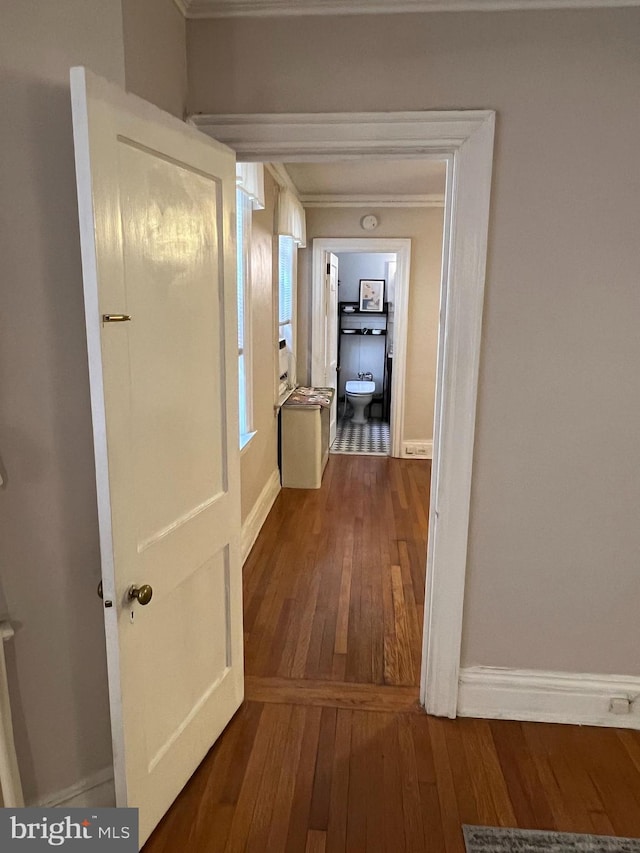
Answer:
[
  {"left": 70, "top": 67, "right": 243, "bottom": 846},
  {"left": 325, "top": 252, "right": 339, "bottom": 444}
]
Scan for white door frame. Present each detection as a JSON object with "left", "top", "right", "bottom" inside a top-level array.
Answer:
[
  {"left": 310, "top": 238, "right": 412, "bottom": 459},
  {"left": 191, "top": 111, "right": 495, "bottom": 718},
  {"left": 321, "top": 250, "right": 339, "bottom": 446}
]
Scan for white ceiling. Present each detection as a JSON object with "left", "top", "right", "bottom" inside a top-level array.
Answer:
[
  {"left": 277, "top": 159, "right": 447, "bottom": 207},
  {"left": 177, "top": 0, "right": 639, "bottom": 18},
  {"left": 284, "top": 159, "right": 446, "bottom": 198}
]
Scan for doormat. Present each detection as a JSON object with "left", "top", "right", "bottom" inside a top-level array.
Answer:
[{"left": 463, "top": 825, "right": 640, "bottom": 852}]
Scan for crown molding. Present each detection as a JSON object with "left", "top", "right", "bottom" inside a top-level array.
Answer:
[
  {"left": 179, "top": 0, "right": 640, "bottom": 18},
  {"left": 300, "top": 193, "right": 445, "bottom": 208}
]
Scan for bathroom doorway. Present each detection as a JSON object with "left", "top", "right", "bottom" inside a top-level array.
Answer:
[
  {"left": 310, "top": 235, "right": 437, "bottom": 461},
  {"left": 331, "top": 249, "right": 398, "bottom": 456}
]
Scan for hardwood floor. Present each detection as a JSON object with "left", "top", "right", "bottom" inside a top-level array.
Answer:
[
  {"left": 243, "top": 455, "right": 428, "bottom": 687},
  {"left": 144, "top": 456, "right": 640, "bottom": 852}
]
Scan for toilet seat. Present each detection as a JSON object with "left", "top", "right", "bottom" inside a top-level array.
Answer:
[{"left": 345, "top": 380, "right": 375, "bottom": 396}]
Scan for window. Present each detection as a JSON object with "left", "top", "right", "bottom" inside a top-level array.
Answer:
[
  {"left": 236, "top": 188, "right": 252, "bottom": 444},
  {"left": 275, "top": 186, "right": 305, "bottom": 400},
  {"left": 278, "top": 235, "right": 295, "bottom": 399}
]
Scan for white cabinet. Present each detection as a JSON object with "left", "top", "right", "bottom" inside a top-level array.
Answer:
[{"left": 280, "top": 388, "right": 334, "bottom": 489}]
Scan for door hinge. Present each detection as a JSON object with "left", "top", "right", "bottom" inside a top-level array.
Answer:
[{"left": 326, "top": 263, "right": 331, "bottom": 274}]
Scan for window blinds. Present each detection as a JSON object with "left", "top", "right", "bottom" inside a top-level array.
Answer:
[
  {"left": 278, "top": 236, "right": 294, "bottom": 325},
  {"left": 236, "top": 189, "right": 252, "bottom": 353}
]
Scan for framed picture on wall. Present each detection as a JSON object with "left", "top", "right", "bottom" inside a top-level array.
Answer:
[{"left": 359, "top": 279, "right": 385, "bottom": 312}]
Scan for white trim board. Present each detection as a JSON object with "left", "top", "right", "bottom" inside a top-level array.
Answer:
[
  {"left": 195, "top": 111, "right": 495, "bottom": 720},
  {"left": 177, "top": 0, "right": 640, "bottom": 18},
  {"left": 310, "top": 238, "right": 412, "bottom": 461},
  {"left": 34, "top": 767, "right": 115, "bottom": 809},
  {"left": 458, "top": 666, "right": 640, "bottom": 730},
  {"left": 241, "top": 469, "right": 281, "bottom": 564},
  {"left": 0, "top": 622, "right": 23, "bottom": 807}
]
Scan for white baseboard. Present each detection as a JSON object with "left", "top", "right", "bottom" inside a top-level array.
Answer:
[
  {"left": 241, "top": 468, "right": 281, "bottom": 564},
  {"left": 34, "top": 766, "right": 115, "bottom": 809},
  {"left": 458, "top": 666, "right": 640, "bottom": 730},
  {"left": 403, "top": 439, "right": 433, "bottom": 459}
]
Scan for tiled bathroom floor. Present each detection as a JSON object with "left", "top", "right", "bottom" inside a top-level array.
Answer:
[{"left": 331, "top": 416, "right": 390, "bottom": 455}]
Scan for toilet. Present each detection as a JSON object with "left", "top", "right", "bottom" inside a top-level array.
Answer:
[{"left": 345, "top": 380, "right": 375, "bottom": 425}]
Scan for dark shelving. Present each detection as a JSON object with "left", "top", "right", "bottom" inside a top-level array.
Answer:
[{"left": 338, "top": 302, "right": 390, "bottom": 418}]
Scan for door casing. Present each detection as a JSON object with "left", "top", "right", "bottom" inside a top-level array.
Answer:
[
  {"left": 323, "top": 251, "right": 339, "bottom": 445},
  {"left": 192, "top": 110, "right": 495, "bottom": 718}
]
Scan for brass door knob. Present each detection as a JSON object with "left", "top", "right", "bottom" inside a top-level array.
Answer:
[{"left": 128, "top": 584, "right": 153, "bottom": 606}]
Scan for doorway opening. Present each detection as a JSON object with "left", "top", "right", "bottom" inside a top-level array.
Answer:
[
  {"left": 332, "top": 249, "right": 396, "bottom": 456},
  {"left": 310, "top": 240, "right": 418, "bottom": 459},
  {"left": 195, "top": 110, "right": 495, "bottom": 717}
]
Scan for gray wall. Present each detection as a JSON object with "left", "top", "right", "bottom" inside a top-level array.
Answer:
[
  {"left": 122, "top": 0, "right": 188, "bottom": 119},
  {"left": 0, "top": 0, "right": 126, "bottom": 803},
  {"left": 188, "top": 9, "right": 640, "bottom": 676},
  {"left": 0, "top": 0, "right": 191, "bottom": 808}
]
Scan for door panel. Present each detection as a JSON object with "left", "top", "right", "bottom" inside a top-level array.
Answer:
[
  {"left": 140, "top": 547, "right": 231, "bottom": 770},
  {"left": 121, "top": 142, "right": 227, "bottom": 543},
  {"left": 71, "top": 67, "right": 243, "bottom": 846}
]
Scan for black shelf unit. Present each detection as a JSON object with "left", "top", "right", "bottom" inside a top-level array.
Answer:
[
  {"left": 338, "top": 302, "right": 390, "bottom": 419},
  {"left": 339, "top": 301, "right": 389, "bottom": 317}
]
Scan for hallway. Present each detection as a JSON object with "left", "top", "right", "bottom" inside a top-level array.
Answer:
[
  {"left": 244, "top": 455, "right": 428, "bottom": 687},
  {"left": 144, "top": 457, "right": 640, "bottom": 852}
]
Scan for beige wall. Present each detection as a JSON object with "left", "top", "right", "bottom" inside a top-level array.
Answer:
[
  {"left": 0, "top": 1, "right": 126, "bottom": 803},
  {"left": 121, "top": 0, "right": 188, "bottom": 119},
  {"left": 188, "top": 9, "right": 640, "bottom": 676},
  {"left": 299, "top": 207, "right": 444, "bottom": 442},
  {"left": 240, "top": 171, "right": 280, "bottom": 522}
]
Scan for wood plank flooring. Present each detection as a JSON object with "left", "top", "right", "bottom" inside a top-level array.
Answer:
[
  {"left": 144, "top": 456, "right": 640, "bottom": 852},
  {"left": 243, "top": 455, "right": 428, "bottom": 687}
]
